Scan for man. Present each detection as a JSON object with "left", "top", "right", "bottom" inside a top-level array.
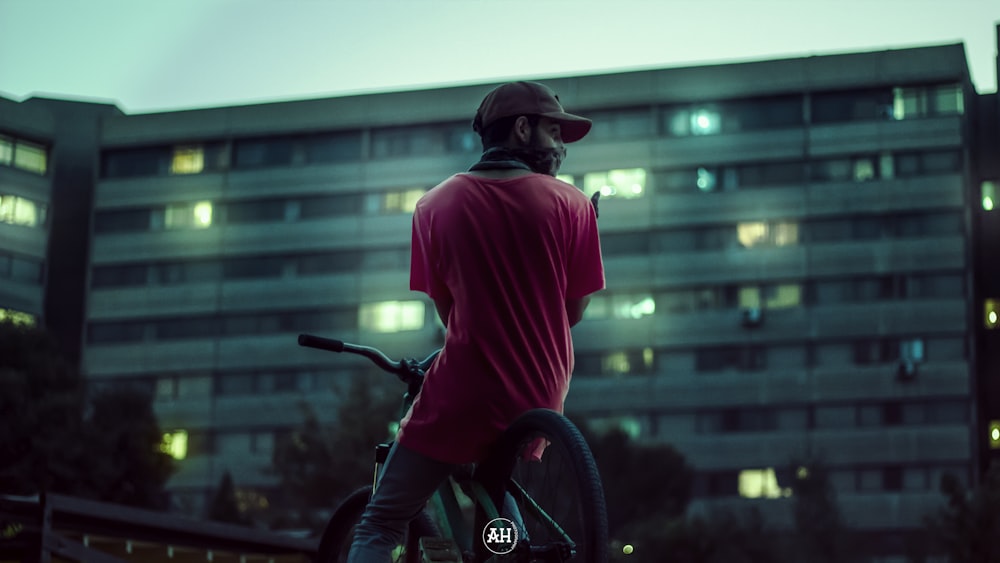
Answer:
[{"left": 348, "top": 81, "right": 605, "bottom": 562}]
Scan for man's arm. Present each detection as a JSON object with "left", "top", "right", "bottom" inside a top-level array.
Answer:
[{"left": 566, "top": 296, "right": 591, "bottom": 327}]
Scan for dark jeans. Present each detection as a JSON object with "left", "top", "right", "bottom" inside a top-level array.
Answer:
[{"left": 347, "top": 442, "right": 457, "bottom": 562}]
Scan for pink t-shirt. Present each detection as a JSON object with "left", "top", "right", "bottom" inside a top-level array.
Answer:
[{"left": 396, "top": 172, "right": 605, "bottom": 464}]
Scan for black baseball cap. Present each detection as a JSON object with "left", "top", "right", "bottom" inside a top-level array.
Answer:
[{"left": 473, "top": 81, "right": 592, "bottom": 143}]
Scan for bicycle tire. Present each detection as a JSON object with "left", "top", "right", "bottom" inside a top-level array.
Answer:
[
  {"left": 316, "top": 486, "right": 440, "bottom": 563},
  {"left": 474, "top": 408, "right": 608, "bottom": 562}
]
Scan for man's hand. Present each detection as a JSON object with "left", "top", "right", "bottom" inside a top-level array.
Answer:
[{"left": 590, "top": 191, "right": 601, "bottom": 219}]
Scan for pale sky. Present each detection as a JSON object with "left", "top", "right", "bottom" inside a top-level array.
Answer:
[{"left": 1, "top": 0, "right": 998, "bottom": 114}]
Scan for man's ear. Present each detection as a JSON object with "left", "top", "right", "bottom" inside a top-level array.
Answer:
[{"left": 512, "top": 115, "right": 532, "bottom": 144}]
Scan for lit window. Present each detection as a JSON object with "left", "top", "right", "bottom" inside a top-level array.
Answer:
[
  {"left": 696, "top": 167, "right": 717, "bottom": 192},
  {"left": 892, "top": 87, "right": 924, "bottom": 120},
  {"left": 0, "top": 136, "right": 12, "bottom": 165},
  {"left": 853, "top": 158, "right": 876, "bottom": 182},
  {"left": 765, "top": 284, "right": 802, "bottom": 309},
  {"left": 170, "top": 146, "right": 205, "bottom": 175},
  {"left": 986, "top": 299, "right": 999, "bottom": 330},
  {"left": 383, "top": 189, "right": 425, "bottom": 214},
  {"left": 161, "top": 430, "right": 188, "bottom": 460},
  {"left": 880, "top": 153, "right": 895, "bottom": 179},
  {"left": 602, "top": 348, "right": 655, "bottom": 375},
  {"left": 690, "top": 109, "right": 721, "bottom": 135},
  {"left": 737, "top": 221, "right": 798, "bottom": 248},
  {"left": 900, "top": 338, "right": 925, "bottom": 362},
  {"left": 584, "top": 294, "right": 655, "bottom": 320},
  {"left": 359, "top": 300, "right": 425, "bottom": 333},
  {"left": 0, "top": 195, "right": 41, "bottom": 227},
  {"left": 739, "top": 287, "right": 761, "bottom": 309},
  {"left": 165, "top": 201, "right": 213, "bottom": 229},
  {"left": 614, "top": 296, "right": 655, "bottom": 319},
  {"left": 588, "top": 416, "right": 642, "bottom": 439},
  {"left": 738, "top": 468, "right": 789, "bottom": 499},
  {"left": 583, "top": 168, "right": 647, "bottom": 200},
  {"left": 13, "top": 140, "right": 47, "bottom": 175},
  {"left": 0, "top": 308, "right": 36, "bottom": 326},
  {"left": 990, "top": 420, "right": 1000, "bottom": 449},
  {"left": 738, "top": 222, "right": 768, "bottom": 248},
  {"left": 983, "top": 181, "right": 996, "bottom": 212}
]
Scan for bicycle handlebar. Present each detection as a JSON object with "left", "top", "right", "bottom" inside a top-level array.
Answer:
[{"left": 297, "top": 333, "right": 439, "bottom": 380}]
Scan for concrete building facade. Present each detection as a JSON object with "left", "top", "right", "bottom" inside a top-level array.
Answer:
[{"left": 3, "top": 34, "right": 999, "bottom": 559}]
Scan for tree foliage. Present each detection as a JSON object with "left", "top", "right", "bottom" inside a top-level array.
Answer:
[
  {"left": 922, "top": 462, "right": 1000, "bottom": 563},
  {"left": 270, "top": 373, "right": 399, "bottom": 530},
  {"left": 787, "top": 460, "right": 858, "bottom": 563},
  {"left": 206, "top": 471, "right": 249, "bottom": 526},
  {"left": 0, "top": 321, "right": 174, "bottom": 508},
  {"left": 571, "top": 419, "right": 695, "bottom": 560}
]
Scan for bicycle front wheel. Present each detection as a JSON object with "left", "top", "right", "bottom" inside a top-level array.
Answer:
[
  {"left": 474, "top": 409, "right": 609, "bottom": 562},
  {"left": 317, "top": 486, "right": 439, "bottom": 563}
]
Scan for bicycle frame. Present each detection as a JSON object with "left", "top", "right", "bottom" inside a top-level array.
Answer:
[{"left": 298, "top": 333, "right": 579, "bottom": 561}]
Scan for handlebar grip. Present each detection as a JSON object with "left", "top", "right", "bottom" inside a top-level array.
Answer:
[{"left": 298, "top": 334, "right": 345, "bottom": 353}]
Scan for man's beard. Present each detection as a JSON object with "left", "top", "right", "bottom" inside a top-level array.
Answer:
[{"left": 502, "top": 144, "right": 566, "bottom": 176}]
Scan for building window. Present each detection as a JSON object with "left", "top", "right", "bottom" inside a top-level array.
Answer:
[
  {"left": 586, "top": 108, "right": 654, "bottom": 141},
  {"left": 986, "top": 299, "right": 999, "bottom": 330},
  {"left": 222, "top": 256, "right": 285, "bottom": 280},
  {"left": 739, "top": 468, "right": 789, "bottom": 499},
  {"left": 690, "top": 108, "right": 721, "bottom": 135},
  {"left": 368, "top": 188, "right": 425, "bottom": 214},
  {"left": 165, "top": 201, "right": 213, "bottom": 229},
  {"left": 102, "top": 146, "right": 171, "bottom": 177},
  {"left": 813, "top": 88, "right": 895, "bottom": 123},
  {"left": 297, "top": 251, "right": 363, "bottom": 276},
  {"left": 599, "top": 232, "right": 651, "bottom": 255},
  {"left": 170, "top": 146, "right": 205, "bottom": 175},
  {"left": 161, "top": 430, "right": 188, "bottom": 460},
  {"left": 298, "top": 194, "right": 365, "bottom": 219},
  {"left": 586, "top": 416, "right": 643, "bottom": 439},
  {"left": 599, "top": 348, "right": 655, "bottom": 376},
  {"left": 695, "top": 346, "right": 766, "bottom": 372},
  {"left": 234, "top": 137, "right": 295, "bottom": 168},
  {"left": 739, "top": 283, "right": 802, "bottom": 310},
  {"left": 583, "top": 168, "right": 647, "bottom": 199},
  {"left": 584, "top": 293, "right": 655, "bottom": 320},
  {"left": 0, "top": 308, "right": 36, "bottom": 326},
  {"left": 371, "top": 125, "right": 450, "bottom": 159},
  {"left": 303, "top": 131, "right": 363, "bottom": 163},
  {"left": 13, "top": 139, "right": 47, "bottom": 175},
  {"left": 0, "top": 135, "right": 12, "bottom": 165},
  {"left": 91, "top": 264, "right": 148, "bottom": 288},
  {"left": 893, "top": 83, "right": 965, "bottom": 119},
  {"left": 737, "top": 221, "right": 798, "bottom": 248},
  {"left": 226, "top": 199, "right": 285, "bottom": 224},
  {"left": 982, "top": 181, "right": 996, "bottom": 212},
  {"left": 359, "top": 300, "right": 425, "bottom": 333},
  {"left": 0, "top": 195, "right": 45, "bottom": 227}
]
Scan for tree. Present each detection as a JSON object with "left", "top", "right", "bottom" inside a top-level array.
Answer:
[
  {"left": 922, "top": 462, "right": 1000, "bottom": 563},
  {"left": 82, "top": 386, "right": 176, "bottom": 508},
  {"left": 634, "top": 507, "right": 782, "bottom": 563},
  {"left": 206, "top": 471, "right": 249, "bottom": 526},
  {"left": 0, "top": 321, "right": 175, "bottom": 508},
  {"left": 571, "top": 419, "right": 695, "bottom": 559},
  {"left": 270, "top": 373, "right": 400, "bottom": 530},
  {"left": 787, "top": 459, "right": 858, "bottom": 563}
]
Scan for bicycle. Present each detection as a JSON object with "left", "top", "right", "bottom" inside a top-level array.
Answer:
[{"left": 297, "top": 333, "right": 609, "bottom": 563}]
